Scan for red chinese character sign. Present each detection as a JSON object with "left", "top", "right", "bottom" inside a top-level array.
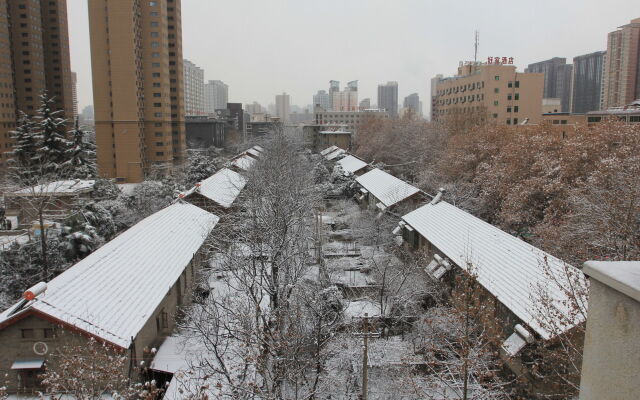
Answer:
[{"left": 487, "top": 57, "right": 515, "bottom": 65}]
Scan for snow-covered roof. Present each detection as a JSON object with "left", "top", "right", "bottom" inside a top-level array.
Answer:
[
  {"left": 337, "top": 155, "right": 368, "bottom": 175},
  {"left": 401, "top": 201, "right": 586, "bottom": 340},
  {"left": 325, "top": 148, "right": 346, "bottom": 161},
  {"left": 252, "top": 145, "right": 265, "bottom": 153},
  {"left": 355, "top": 169, "right": 420, "bottom": 208},
  {"left": 9, "top": 180, "right": 96, "bottom": 197},
  {"left": 320, "top": 145, "right": 340, "bottom": 156},
  {"left": 246, "top": 148, "right": 262, "bottom": 159},
  {"left": 0, "top": 202, "right": 219, "bottom": 348},
  {"left": 183, "top": 168, "right": 247, "bottom": 209},
  {"left": 230, "top": 154, "right": 256, "bottom": 171}
]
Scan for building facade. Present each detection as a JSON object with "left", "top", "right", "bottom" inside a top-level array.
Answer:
[
  {"left": 71, "top": 72, "right": 78, "bottom": 120},
  {"left": 314, "top": 107, "right": 388, "bottom": 133},
  {"left": 602, "top": 18, "right": 640, "bottom": 108},
  {"left": 89, "top": 0, "right": 186, "bottom": 183},
  {"left": 0, "top": 0, "right": 74, "bottom": 169},
  {"left": 183, "top": 59, "right": 205, "bottom": 116},
  {"left": 432, "top": 64, "right": 544, "bottom": 125},
  {"left": 526, "top": 57, "right": 573, "bottom": 112},
  {"left": 332, "top": 83, "right": 359, "bottom": 112},
  {"left": 377, "top": 81, "right": 398, "bottom": 118},
  {"left": 276, "top": 92, "right": 290, "bottom": 123},
  {"left": 403, "top": 93, "right": 421, "bottom": 116},
  {"left": 313, "top": 90, "right": 330, "bottom": 111},
  {"left": 204, "top": 80, "right": 228, "bottom": 114},
  {"left": 571, "top": 51, "right": 606, "bottom": 114},
  {"left": 328, "top": 80, "right": 340, "bottom": 110},
  {"left": 359, "top": 98, "right": 371, "bottom": 110},
  {"left": 430, "top": 74, "right": 444, "bottom": 121}
]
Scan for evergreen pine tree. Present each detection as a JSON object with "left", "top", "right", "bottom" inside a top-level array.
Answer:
[
  {"left": 34, "top": 92, "right": 69, "bottom": 176},
  {"left": 63, "top": 118, "right": 97, "bottom": 179},
  {"left": 8, "top": 111, "right": 39, "bottom": 184}
]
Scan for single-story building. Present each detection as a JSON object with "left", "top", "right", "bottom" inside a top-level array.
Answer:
[
  {"left": 324, "top": 147, "right": 347, "bottom": 161},
  {"left": 0, "top": 202, "right": 219, "bottom": 394},
  {"left": 230, "top": 154, "right": 256, "bottom": 172},
  {"left": 354, "top": 168, "right": 422, "bottom": 213},
  {"left": 336, "top": 154, "right": 369, "bottom": 176},
  {"left": 320, "top": 145, "right": 340, "bottom": 157},
  {"left": 397, "top": 192, "right": 586, "bottom": 361},
  {"left": 4, "top": 180, "right": 96, "bottom": 229},
  {"left": 180, "top": 168, "right": 247, "bottom": 214}
]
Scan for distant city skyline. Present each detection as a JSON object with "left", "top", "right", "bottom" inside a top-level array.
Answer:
[{"left": 67, "top": 0, "right": 640, "bottom": 114}]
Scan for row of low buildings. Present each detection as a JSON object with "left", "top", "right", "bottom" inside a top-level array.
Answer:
[
  {"left": 323, "top": 145, "right": 640, "bottom": 399},
  {"left": 430, "top": 17, "right": 640, "bottom": 126},
  {"left": 0, "top": 145, "right": 264, "bottom": 394},
  {"left": 321, "top": 145, "right": 587, "bottom": 384}
]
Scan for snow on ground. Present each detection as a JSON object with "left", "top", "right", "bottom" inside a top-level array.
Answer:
[
  {"left": 343, "top": 299, "right": 381, "bottom": 318},
  {"left": 0, "top": 233, "right": 30, "bottom": 249}
]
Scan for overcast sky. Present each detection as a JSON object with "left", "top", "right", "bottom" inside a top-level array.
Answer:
[{"left": 68, "top": 0, "right": 640, "bottom": 113}]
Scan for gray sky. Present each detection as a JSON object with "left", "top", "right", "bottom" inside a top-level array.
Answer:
[{"left": 68, "top": 0, "right": 640, "bottom": 113}]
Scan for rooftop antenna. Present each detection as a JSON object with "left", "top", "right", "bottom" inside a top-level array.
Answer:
[{"left": 474, "top": 30, "right": 479, "bottom": 63}]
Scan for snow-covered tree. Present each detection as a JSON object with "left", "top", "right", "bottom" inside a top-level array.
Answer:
[
  {"left": 63, "top": 119, "right": 96, "bottom": 179},
  {"left": 8, "top": 111, "right": 39, "bottom": 184},
  {"left": 34, "top": 92, "right": 69, "bottom": 177}
]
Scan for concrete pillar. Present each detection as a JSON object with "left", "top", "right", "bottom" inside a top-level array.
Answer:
[{"left": 579, "top": 261, "right": 640, "bottom": 400}]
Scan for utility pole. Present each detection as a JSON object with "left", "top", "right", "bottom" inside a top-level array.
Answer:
[{"left": 353, "top": 313, "right": 381, "bottom": 400}]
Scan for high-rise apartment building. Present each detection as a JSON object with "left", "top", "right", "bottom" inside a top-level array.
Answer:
[
  {"left": 403, "top": 93, "right": 421, "bottom": 116},
  {"left": 276, "top": 92, "right": 290, "bottom": 122},
  {"left": 183, "top": 59, "right": 205, "bottom": 116},
  {"left": 602, "top": 18, "right": 640, "bottom": 109},
  {"left": 313, "top": 90, "right": 330, "bottom": 111},
  {"left": 71, "top": 72, "right": 78, "bottom": 120},
  {"left": 332, "top": 81, "right": 359, "bottom": 112},
  {"left": 0, "top": 0, "right": 74, "bottom": 169},
  {"left": 204, "top": 80, "right": 228, "bottom": 114},
  {"left": 430, "top": 74, "right": 444, "bottom": 120},
  {"left": 526, "top": 57, "right": 573, "bottom": 112},
  {"left": 89, "top": 0, "right": 186, "bottom": 183},
  {"left": 432, "top": 64, "right": 543, "bottom": 125},
  {"left": 359, "top": 98, "right": 371, "bottom": 110},
  {"left": 329, "top": 80, "right": 340, "bottom": 110},
  {"left": 378, "top": 81, "right": 399, "bottom": 118},
  {"left": 245, "top": 102, "right": 263, "bottom": 115},
  {"left": 571, "top": 51, "right": 606, "bottom": 114}
]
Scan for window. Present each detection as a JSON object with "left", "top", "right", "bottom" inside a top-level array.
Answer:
[
  {"left": 43, "top": 328, "right": 55, "bottom": 338},
  {"left": 515, "top": 93, "right": 520, "bottom": 100},
  {"left": 154, "top": 102, "right": 161, "bottom": 107},
  {"left": 152, "top": 52, "right": 160, "bottom": 58},
  {"left": 515, "top": 81, "right": 520, "bottom": 88},
  {"left": 153, "top": 92, "right": 161, "bottom": 97},
  {"left": 514, "top": 106, "right": 519, "bottom": 113},
  {"left": 21, "top": 329, "right": 34, "bottom": 339},
  {"left": 153, "top": 82, "right": 161, "bottom": 87},
  {"left": 493, "top": 101, "right": 499, "bottom": 106},
  {"left": 561, "top": 120, "right": 567, "bottom": 124},
  {"left": 156, "top": 142, "right": 163, "bottom": 146},
  {"left": 507, "top": 107, "right": 512, "bottom": 113},
  {"left": 507, "top": 94, "right": 512, "bottom": 100},
  {"left": 151, "top": 32, "right": 159, "bottom": 38},
  {"left": 494, "top": 76, "right": 500, "bottom": 81},
  {"left": 508, "top": 81, "right": 513, "bottom": 88},
  {"left": 494, "top": 88, "right": 499, "bottom": 93},
  {"left": 152, "top": 72, "right": 160, "bottom": 77},
  {"left": 150, "top": 11, "right": 159, "bottom": 16},
  {"left": 506, "top": 119, "right": 511, "bottom": 125},
  {"left": 151, "top": 42, "right": 160, "bottom": 48},
  {"left": 492, "top": 113, "right": 498, "bottom": 118},
  {"left": 156, "top": 152, "right": 164, "bottom": 156},
  {"left": 587, "top": 116, "right": 601, "bottom": 123},
  {"left": 513, "top": 118, "right": 518, "bottom": 124},
  {"left": 154, "top": 112, "right": 162, "bottom": 117},
  {"left": 152, "top": 62, "right": 160, "bottom": 67},
  {"left": 630, "top": 116, "right": 640, "bottom": 122},
  {"left": 155, "top": 132, "right": 163, "bottom": 137},
  {"left": 150, "top": 21, "right": 159, "bottom": 27},
  {"left": 150, "top": 1, "right": 158, "bottom": 5}
]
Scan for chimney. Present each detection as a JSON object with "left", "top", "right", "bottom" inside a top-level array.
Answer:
[{"left": 430, "top": 188, "right": 446, "bottom": 205}]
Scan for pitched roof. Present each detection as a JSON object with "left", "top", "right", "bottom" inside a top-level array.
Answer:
[
  {"left": 337, "top": 155, "right": 368, "bottom": 175},
  {"left": 184, "top": 168, "right": 247, "bottom": 209},
  {"left": 230, "top": 154, "right": 256, "bottom": 171},
  {"left": 325, "top": 148, "right": 346, "bottom": 161},
  {"left": 402, "top": 201, "right": 586, "bottom": 340},
  {"left": 9, "top": 180, "right": 96, "bottom": 197},
  {"left": 0, "top": 202, "right": 219, "bottom": 348},
  {"left": 320, "top": 145, "right": 339, "bottom": 156},
  {"left": 355, "top": 169, "right": 420, "bottom": 208},
  {"left": 246, "top": 148, "right": 262, "bottom": 159}
]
